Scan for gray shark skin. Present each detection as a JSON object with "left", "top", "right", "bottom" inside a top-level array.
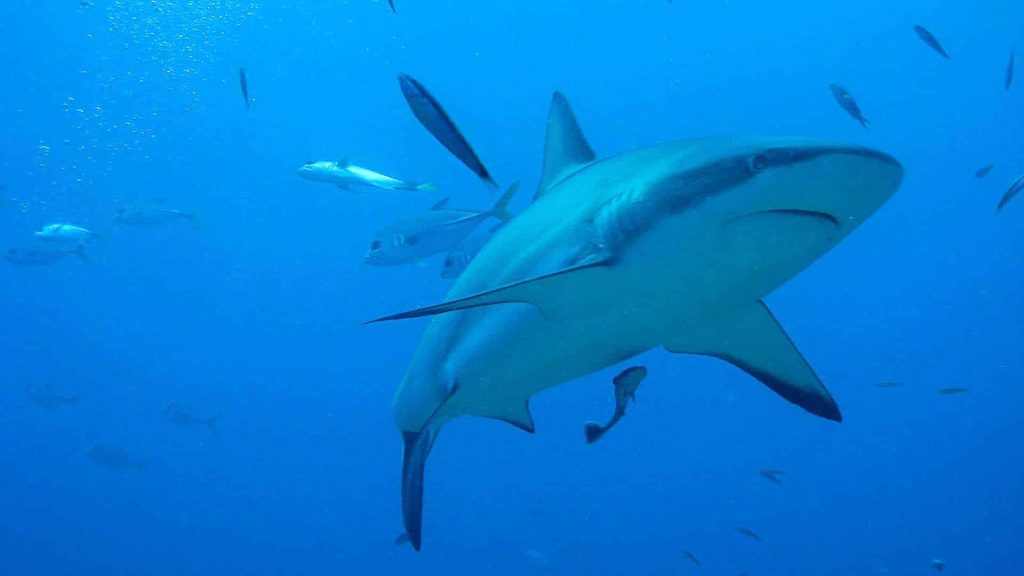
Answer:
[{"left": 372, "top": 92, "right": 904, "bottom": 550}]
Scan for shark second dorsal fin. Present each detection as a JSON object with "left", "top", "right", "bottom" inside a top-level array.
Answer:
[
  {"left": 534, "top": 92, "right": 596, "bottom": 201},
  {"left": 664, "top": 301, "right": 842, "bottom": 422}
]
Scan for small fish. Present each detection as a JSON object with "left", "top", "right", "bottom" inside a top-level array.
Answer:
[
  {"left": 875, "top": 381, "right": 904, "bottom": 388},
  {"left": 398, "top": 74, "right": 497, "bottom": 187},
  {"left": 239, "top": 68, "right": 250, "bottom": 111},
  {"left": 938, "top": 387, "right": 969, "bottom": 395},
  {"left": 975, "top": 165, "right": 994, "bottom": 179},
  {"left": 87, "top": 444, "right": 147, "bottom": 472},
  {"left": 5, "top": 245, "right": 90, "bottom": 265},
  {"left": 931, "top": 559, "right": 946, "bottom": 572},
  {"left": 914, "top": 25, "right": 950, "bottom": 59},
  {"left": 162, "top": 403, "right": 220, "bottom": 432},
  {"left": 829, "top": 84, "right": 870, "bottom": 129},
  {"left": 387, "top": 0, "right": 396, "bottom": 12},
  {"left": 683, "top": 550, "right": 701, "bottom": 567},
  {"left": 440, "top": 224, "right": 503, "bottom": 279},
  {"left": 297, "top": 160, "right": 435, "bottom": 193},
  {"left": 80, "top": 1, "right": 94, "bottom": 8},
  {"left": 29, "top": 385, "right": 81, "bottom": 409},
  {"left": 583, "top": 366, "right": 647, "bottom": 444},
  {"left": 1007, "top": 51, "right": 1015, "bottom": 91},
  {"left": 736, "top": 527, "right": 762, "bottom": 542},
  {"left": 34, "top": 223, "right": 100, "bottom": 245},
  {"left": 115, "top": 200, "right": 198, "bottom": 228},
  {"left": 997, "top": 173, "right": 1024, "bottom": 212},
  {"left": 758, "top": 468, "right": 784, "bottom": 484},
  {"left": 366, "top": 183, "right": 517, "bottom": 266}
]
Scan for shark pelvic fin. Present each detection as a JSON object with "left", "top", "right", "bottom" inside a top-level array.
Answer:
[
  {"left": 483, "top": 400, "right": 536, "bottom": 433},
  {"left": 664, "top": 301, "right": 842, "bottom": 422},
  {"left": 400, "top": 427, "right": 438, "bottom": 551},
  {"left": 367, "top": 257, "right": 613, "bottom": 323},
  {"left": 535, "top": 92, "right": 596, "bottom": 201}
]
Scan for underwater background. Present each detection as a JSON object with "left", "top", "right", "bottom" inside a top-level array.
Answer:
[{"left": 1, "top": 1, "right": 1022, "bottom": 574}]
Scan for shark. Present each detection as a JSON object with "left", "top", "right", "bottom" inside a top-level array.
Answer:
[{"left": 370, "top": 92, "right": 904, "bottom": 550}]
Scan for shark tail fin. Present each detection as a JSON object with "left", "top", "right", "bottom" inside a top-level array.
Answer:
[
  {"left": 74, "top": 245, "right": 92, "bottom": 264},
  {"left": 583, "top": 423, "right": 606, "bottom": 444},
  {"left": 488, "top": 181, "right": 519, "bottom": 222},
  {"left": 401, "top": 427, "right": 439, "bottom": 551}
]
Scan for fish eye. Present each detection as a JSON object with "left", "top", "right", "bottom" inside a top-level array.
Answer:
[
  {"left": 748, "top": 154, "right": 769, "bottom": 172},
  {"left": 370, "top": 240, "right": 381, "bottom": 251}
]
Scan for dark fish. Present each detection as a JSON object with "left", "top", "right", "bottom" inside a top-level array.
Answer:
[
  {"left": 758, "top": 468, "right": 784, "bottom": 484},
  {"left": 914, "top": 25, "right": 950, "bottom": 59},
  {"left": 683, "top": 550, "right": 701, "bottom": 567},
  {"left": 87, "top": 444, "right": 147, "bottom": 472},
  {"left": 584, "top": 366, "right": 647, "bottom": 443},
  {"left": 162, "top": 403, "right": 220, "bottom": 432},
  {"left": 974, "top": 165, "right": 994, "bottom": 179},
  {"left": 1007, "top": 51, "right": 1015, "bottom": 90},
  {"left": 736, "top": 527, "right": 762, "bottom": 542},
  {"left": 938, "top": 387, "right": 969, "bottom": 395},
  {"left": 931, "top": 559, "right": 946, "bottom": 572},
  {"left": 398, "top": 74, "right": 497, "bottom": 187},
  {"left": 875, "top": 381, "right": 904, "bottom": 388},
  {"left": 239, "top": 68, "right": 250, "bottom": 111},
  {"left": 387, "top": 0, "right": 396, "bottom": 12},
  {"left": 29, "top": 385, "right": 81, "bottom": 409},
  {"left": 829, "top": 84, "right": 869, "bottom": 129},
  {"left": 5, "top": 245, "right": 89, "bottom": 265},
  {"left": 997, "top": 174, "right": 1024, "bottom": 212}
]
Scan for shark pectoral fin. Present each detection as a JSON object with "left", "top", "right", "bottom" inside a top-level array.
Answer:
[
  {"left": 401, "top": 427, "right": 439, "bottom": 552},
  {"left": 534, "top": 92, "right": 596, "bottom": 201},
  {"left": 429, "top": 197, "right": 451, "bottom": 210},
  {"left": 665, "top": 301, "right": 842, "bottom": 422},
  {"left": 367, "top": 258, "right": 613, "bottom": 323},
  {"left": 481, "top": 400, "right": 536, "bottom": 433}
]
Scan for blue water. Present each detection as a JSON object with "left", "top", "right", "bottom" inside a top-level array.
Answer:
[{"left": 1, "top": 1, "right": 1022, "bottom": 574}]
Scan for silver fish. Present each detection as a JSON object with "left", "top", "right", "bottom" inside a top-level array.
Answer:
[
  {"left": 115, "top": 200, "right": 198, "bottom": 228},
  {"left": 829, "top": 84, "right": 870, "bottom": 129},
  {"left": 366, "top": 183, "right": 516, "bottom": 266},
  {"left": 914, "top": 25, "right": 950, "bottom": 59}
]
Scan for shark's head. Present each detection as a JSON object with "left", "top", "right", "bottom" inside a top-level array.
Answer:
[{"left": 295, "top": 161, "right": 335, "bottom": 181}]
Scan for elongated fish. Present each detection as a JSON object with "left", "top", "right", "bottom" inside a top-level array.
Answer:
[
  {"left": 975, "top": 165, "right": 994, "bottom": 179},
  {"left": 29, "top": 385, "right": 81, "bottom": 409},
  {"left": 583, "top": 366, "right": 647, "bottom": 443},
  {"left": 914, "top": 25, "right": 950, "bottom": 59},
  {"left": 366, "top": 183, "right": 516, "bottom": 266},
  {"left": 758, "top": 468, "right": 784, "bottom": 484},
  {"left": 997, "top": 173, "right": 1024, "bottom": 212},
  {"left": 387, "top": 0, "right": 396, "bottom": 12},
  {"left": 115, "top": 200, "right": 198, "bottom": 228},
  {"left": 297, "top": 160, "right": 435, "bottom": 192},
  {"left": 1007, "top": 51, "right": 1015, "bottom": 91},
  {"left": 737, "top": 527, "right": 763, "bottom": 542},
  {"left": 239, "top": 68, "right": 250, "bottom": 111},
  {"left": 372, "top": 92, "right": 902, "bottom": 550},
  {"left": 683, "top": 550, "right": 700, "bottom": 567},
  {"left": 163, "top": 403, "right": 220, "bottom": 432},
  {"left": 88, "top": 444, "right": 147, "bottom": 472},
  {"left": 829, "top": 84, "right": 870, "bottom": 129},
  {"left": 398, "top": 74, "right": 497, "bottom": 187},
  {"left": 5, "top": 245, "right": 89, "bottom": 265},
  {"left": 938, "top": 387, "right": 968, "bottom": 395}
]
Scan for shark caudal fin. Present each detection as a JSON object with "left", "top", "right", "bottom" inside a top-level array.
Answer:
[
  {"left": 400, "top": 427, "right": 439, "bottom": 551},
  {"left": 583, "top": 423, "right": 607, "bottom": 444}
]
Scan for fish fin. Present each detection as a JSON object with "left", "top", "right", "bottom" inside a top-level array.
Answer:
[
  {"left": 401, "top": 427, "right": 438, "bottom": 551},
  {"left": 366, "top": 258, "right": 613, "bottom": 323},
  {"left": 430, "top": 197, "right": 451, "bottom": 210},
  {"left": 387, "top": 0, "right": 396, "bottom": 13},
  {"left": 664, "top": 301, "right": 842, "bottom": 422},
  {"left": 583, "top": 423, "right": 606, "bottom": 444},
  {"left": 74, "top": 246, "right": 92, "bottom": 264},
  {"left": 415, "top": 182, "right": 437, "bottom": 193},
  {"left": 488, "top": 181, "right": 518, "bottom": 222},
  {"left": 484, "top": 400, "right": 536, "bottom": 433},
  {"left": 534, "top": 92, "right": 596, "bottom": 201}
]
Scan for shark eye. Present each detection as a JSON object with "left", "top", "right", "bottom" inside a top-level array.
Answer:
[{"left": 748, "top": 154, "right": 769, "bottom": 172}]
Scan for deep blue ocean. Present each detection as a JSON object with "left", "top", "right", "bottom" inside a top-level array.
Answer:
[{"left": 1, "top": 1, "right": 1022, "bottom": 574}]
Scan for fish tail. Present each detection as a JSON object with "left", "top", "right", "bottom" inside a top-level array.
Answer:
[
  {"left": 859, "top": 116, "right": 871, "bottom": 130},
  {"left": 583, "top": 422, "right": 606, "bottom": 444},
  {"left": 489, "top": 181, "right": 519, "bottom": 222}
]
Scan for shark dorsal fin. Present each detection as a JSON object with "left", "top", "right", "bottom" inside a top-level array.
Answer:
[{"left": 534, "top": 92, "right": 596, "bottom": 201}]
